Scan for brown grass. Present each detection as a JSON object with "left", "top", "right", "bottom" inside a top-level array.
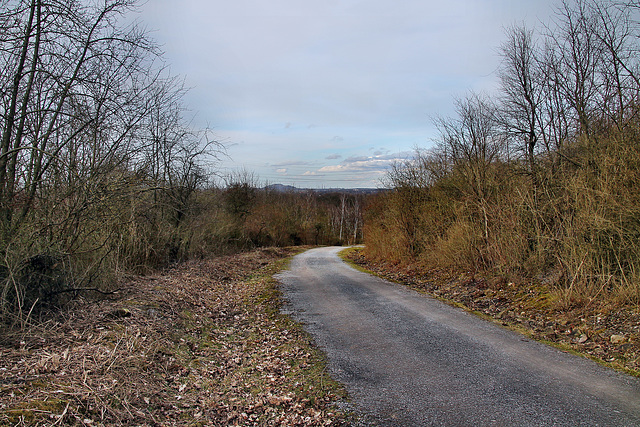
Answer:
[
  {"left": 347, "top": 247, "right": 640, "bottom": 377},
  {"left": 0, "top": 248, "right": 349, "bottom": 426}
]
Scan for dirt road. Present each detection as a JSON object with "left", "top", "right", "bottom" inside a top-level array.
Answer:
[{"left": 276, "top": 247, "right": 640, "bottom": 426}]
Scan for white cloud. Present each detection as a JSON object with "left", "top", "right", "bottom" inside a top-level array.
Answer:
[
  {"left": 138, "top": 0, "right": 557, "bottom": 188},
  {"left": 318, "top": 151, "right": 411, "bottom": 173},
  {"left": 272, "top": 160, "right": 313, "bottom": 167}
]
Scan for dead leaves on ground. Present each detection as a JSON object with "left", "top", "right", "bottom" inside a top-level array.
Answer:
[
  {"left": 0, "top": 248, "right": 348, "bottom": 426},
  {"left": 347, "top": 249, "right": 640, "bottom": 376}
]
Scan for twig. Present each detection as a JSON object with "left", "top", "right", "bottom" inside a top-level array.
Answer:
[
  {"left": 51, "top": 287, "right": 120, "bottom": 296},
  {"left": 50, "top": 400, "right": 70, "bottom": 426},
  {"left": 568, "top": 254, "right": 588, "bottom": 294},
  {"left": 24, "top": 298, "right": 38, "bottom": 327}
]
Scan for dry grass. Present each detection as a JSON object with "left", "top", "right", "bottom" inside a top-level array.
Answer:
[
  {"left": 346, "top": 247, "right": 640, "bottom": 377},
  {"left": 0, "top": 248, "right": 349, "bottom": 426}
]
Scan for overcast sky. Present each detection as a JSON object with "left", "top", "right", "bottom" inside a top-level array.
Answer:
[{"left": 137, "top": 0, "right": 558, "bottom": 188}]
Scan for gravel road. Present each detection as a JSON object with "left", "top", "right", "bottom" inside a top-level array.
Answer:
[{"left": 276, "top": 247, "right": 640, "bottom": 426}]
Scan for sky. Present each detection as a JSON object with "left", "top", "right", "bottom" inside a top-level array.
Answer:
[{"left": 136, "top": 0, "right": 558, "bottom": 188}]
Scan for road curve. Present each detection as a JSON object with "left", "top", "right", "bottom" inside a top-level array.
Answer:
[{"left": 276, "top": 247, "right": 640, "bottom": 426}]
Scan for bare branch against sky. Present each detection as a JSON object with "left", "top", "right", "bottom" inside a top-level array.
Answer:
[{"left": 136, "top": 0, "right": 557, "bottom": 188}]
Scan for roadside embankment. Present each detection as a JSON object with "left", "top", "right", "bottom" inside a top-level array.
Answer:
[
  {"left": 0, "top": 247, "right": 348, "bottom": 426},
  {"left": 343, "top": 247, "right": 640, "bottom": 377}
]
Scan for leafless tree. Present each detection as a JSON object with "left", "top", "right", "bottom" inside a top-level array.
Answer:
[
  {"left": 554, "top": 0, "right": 602, "bottom": 138},
  {"left": 435, "top": 92, "right": 504, "bottom": 201},
  {"left": 0, "top": 0, "right": 157, "bottom": 236},
  {"left": 499, "top": 25, "right": 546, "bottom": 180},
  {"left": 434, "top": 92, "right": 506, "bottom": 250},
  {"left": 0, "top": 0, "right": 222, "bottom": 318},
  {"left": 587, "top": 0, "right": 640, "bottom": 128}
]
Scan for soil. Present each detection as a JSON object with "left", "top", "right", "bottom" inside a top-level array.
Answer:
[
  {"left": 0, "top": 247, "right": 349, "bottom": 426},
  {"left": 344, "top": 248, "right": 640, "bottom": 377}
]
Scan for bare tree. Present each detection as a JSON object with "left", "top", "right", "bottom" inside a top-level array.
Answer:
[
  {"left": 588, "top": 0, "right": 640, "bottom": 128},
  {"left": 542, "top": 0, "right": 605, "bottom": 143},
  {"left": 0, "top": 0, "right": 222, "bottom": 318},
  {"left": 435, "top": 92, "right": 504, "bottom": 201},
  {"left": 499, "top": 25, "right": 545, "bottom": 181},
  {"left": 0, "top": 0, "right": 158, "bottom": 237},
  {"left": 434, "top": 92, "right": 505, "bottom": 252}
]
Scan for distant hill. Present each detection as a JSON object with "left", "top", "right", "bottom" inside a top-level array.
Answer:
[
  {"left": 264, "top": 184, "right": 385, "bottom": 195},
  {"left": 264, "top": 184, "right": 300, "bottom": 193}
]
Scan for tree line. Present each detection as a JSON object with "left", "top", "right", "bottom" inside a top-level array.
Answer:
[
  {"left": 0, "top": 0, "right": 365, "bottom": 323},
  {"left": 221, "top": 173, "right": 364, "bottom": 250},
  {"left": 365, "top": 0, "right": 640, "bottom": 307},
  {"left": 0, "top": 0, "right": 220, "bottom": 322}
]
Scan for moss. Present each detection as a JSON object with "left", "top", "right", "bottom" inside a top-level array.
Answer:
[
  {"left": 0, "top": 248, "right": 350, "bottom": 426},
  {"left": 2, "top": 398, "right": 68, "bottom": 424}
]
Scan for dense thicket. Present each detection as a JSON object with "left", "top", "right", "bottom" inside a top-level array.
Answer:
[
  {"left": 365, "top": 0, "right": 640, "bottom": 307},
  {"left": 0, "top": 0, "right": 223, "bottom": 321},
  {"left": 220, "top": 178, "right": 364, "bottom": 250},
  {"left": 0, "top": 0, "right": 367, "bottom": 323}
]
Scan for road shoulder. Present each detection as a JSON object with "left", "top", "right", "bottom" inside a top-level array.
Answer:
[
  {"left": 341, "top": 247, "right": 640, "bottom": 378},
  {"left": 0, "top": 247, "right": 350, "bottom": 426}
]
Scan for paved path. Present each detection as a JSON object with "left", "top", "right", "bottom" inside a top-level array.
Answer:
[{"left": 276, "top": 247, "right": 640, "bottom": 426}]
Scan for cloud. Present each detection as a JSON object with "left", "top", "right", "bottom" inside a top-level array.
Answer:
[
  {"left": 140, "top": 0, "right": 557, "bottom": 188},
  {"left": 344, "top": 155, "right": 370, "bottom": 163},
  {"left": 318, "top": 151, "right": 411, "bottom": 173},
  {"left": 271, "top": 160, "right": 313, "bottom": 167},
  {"left": 276, "top": 168, "right": 287, "bottom": 174},
  {"left": 146, "top": 0, "right": 552, "bottom": 133},
  {"left": 326, "top": 154, "right": 342, "bottom": 160}
]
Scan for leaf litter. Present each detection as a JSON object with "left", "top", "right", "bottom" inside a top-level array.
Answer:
[
  {"left": 0, "top": 247, "right": 349, "bottom": 426},
  {"left": 345, "top": 248, "right": 640, "bottom": 377}
]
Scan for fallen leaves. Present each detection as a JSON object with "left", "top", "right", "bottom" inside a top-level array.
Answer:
[
  {"left": 347, "top": 248, "right": 640, "bottom": 376},
  {"left": 0, "top": 247, "right": 349, "bottom": 426}
]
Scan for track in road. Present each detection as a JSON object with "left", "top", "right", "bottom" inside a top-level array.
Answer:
[{"left": 276, "top": 247, "right": 640, "bottom": 426}]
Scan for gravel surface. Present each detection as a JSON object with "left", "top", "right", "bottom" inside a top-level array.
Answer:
[{"left": 277, "top": 247, "right": 640, "bottom": 426}]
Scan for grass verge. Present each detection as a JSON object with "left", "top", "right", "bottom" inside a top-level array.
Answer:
[
  {"left": 0, "top": 247, "right": 349, "bottom": 426},
  {"left": 341, "top": 247, "right": 640, "bottom": 378}
]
